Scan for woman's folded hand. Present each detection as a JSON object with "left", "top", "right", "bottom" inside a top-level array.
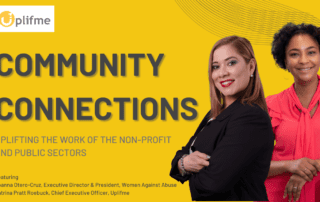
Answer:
[
  {"left": 283, "top": 174, "right": 307, "bottom": 202},
  {"left": 183, "top": 151, "right": 210, "bottom": 173},
  {"left": 286, "top": 157, "right": 320, "bottom": 181}
]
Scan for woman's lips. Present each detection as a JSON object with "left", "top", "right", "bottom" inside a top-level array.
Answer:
[
  {"left": 297, "top": 66, "right": 313, "bottom": 71},
  {"left": 220, "top": 80, "right": 234, "bottom": 87}
]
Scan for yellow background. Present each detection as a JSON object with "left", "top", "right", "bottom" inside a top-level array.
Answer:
[{"left": 1, "top": 0, "right": 320, "bottom": 201}]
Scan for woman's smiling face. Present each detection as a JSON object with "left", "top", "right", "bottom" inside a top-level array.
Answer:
[
  {"left": 285, "top": 34, "right": 320, "bottom": 84},
  {"left": 211, "top": 44, "right": 255, "bottom": 107}
]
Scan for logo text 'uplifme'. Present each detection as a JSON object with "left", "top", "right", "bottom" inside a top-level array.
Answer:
[
  {"left": 0, "top": 6, "right": 54, "bottom": 32},
  {"left": 0, "top": 11, "right": 51, "bottom": 27}
]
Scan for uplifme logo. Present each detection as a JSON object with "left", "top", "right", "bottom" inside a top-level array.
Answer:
[
  {"left": 0, "top": 6, "right": 54, "bottom": 32},
  {"left": 0, "top": 11, "right": 15, "bottom": 27}
]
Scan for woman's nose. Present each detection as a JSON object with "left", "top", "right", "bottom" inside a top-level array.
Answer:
[
  {"left": 299, "top": 53, "right": 309, "bottom": 64},
  {"left": 218, "top": 65, "right": 229, "bottom": 77}
]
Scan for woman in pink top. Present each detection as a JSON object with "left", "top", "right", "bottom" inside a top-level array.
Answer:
[{"left": 265, "top": 23, "right": 320, "bottom": 202}]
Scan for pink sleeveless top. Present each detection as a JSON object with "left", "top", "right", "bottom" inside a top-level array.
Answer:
[{"left": 265, "top": 75, "right": 320, "bottom": 202}]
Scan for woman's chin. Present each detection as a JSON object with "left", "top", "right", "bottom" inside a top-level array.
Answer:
[{"left": 295, "top": 75, "right": 318, "bottom": 85}]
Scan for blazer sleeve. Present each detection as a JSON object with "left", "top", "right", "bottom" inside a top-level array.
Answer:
[
  {"left": 170, "top": 111, "right": 211, "bottom": 184},
  {"left": 189, "top": 106, "right": 273, "bottom": 200}
]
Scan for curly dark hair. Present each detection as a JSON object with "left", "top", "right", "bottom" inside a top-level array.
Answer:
[{"left": 272, "top": 23, "right": 320, "bottom": 70}]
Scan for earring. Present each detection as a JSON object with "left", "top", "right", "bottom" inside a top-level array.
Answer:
[{"left": 250, "top": 74, "right": 253, "bottom": 77}]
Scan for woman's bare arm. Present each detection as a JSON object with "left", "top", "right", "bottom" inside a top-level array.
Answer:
[
  {"left": 268, "top": 158, "right": 320, "bottom": 181},
  {"left": 268, "top": 160, "right": 292, "bottom": 177}
]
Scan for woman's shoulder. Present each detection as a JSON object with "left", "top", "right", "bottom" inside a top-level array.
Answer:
[
  {"left": 266, "top": 88, "right": 291, "bottom": 111},
  {"left": 265, "top": 87, "right": 293, "bottom": 127},
  {"left": 232, "top": 101, "right": 270, "bottom": 121}
]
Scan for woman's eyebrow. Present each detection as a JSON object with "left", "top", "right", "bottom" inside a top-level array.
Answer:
[
  {"left": 306, "top": 46, "right": 318, "bottom": 50},
  {"left": 212, "top": 56, "right": 237, "bottom": 64},
  {"left": 288, "top": 46, "right": 317, "bottom": 52},
  {"left": 224, "top": 56, "right": 237, "bottom": 61},
  {"left": 287, "top": 48, "right": 299, "bottom": 53}
]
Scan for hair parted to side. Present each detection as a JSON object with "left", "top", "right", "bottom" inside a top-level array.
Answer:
[
  {"left": 272, "top": 23, "right": 320, "bottom": 70},
  {"left": 208, "top": 36, "right": 268, "bottom": 118}
]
